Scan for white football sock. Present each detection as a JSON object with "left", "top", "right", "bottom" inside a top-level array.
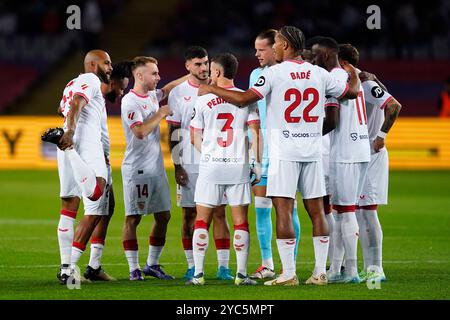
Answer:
[
  {"left": 57, "top": 215, "right": 75, "bottom": 267},
  {"left": 184, "top": 250, "right": 194, "bottom": 268},
  {"left": 233, "top": 229, "right": 249, "bottom": 276},
  {"left": 70, "top": 246, "right": 84, "bottom": 269},
  {"left": 330, "top": 210, "right": 344, "bottom": 274},
  {"left": 147, "top": 245, "right": 163, "bottom": 266},
  {"left": 325, "top": 213, "right": 335, "bottom": 263},
  {"left": 276, "top": 238, "right": 296, "bottom": 278},
  {"left": 65, "top": 149, "right": 98, "bottom": 198},
  {"left": 88, "top": 243, "right": 104, "bottom": 270},
  {"left": 262, "top": 258, "right": 274, "bottom": 270},
  {"left": 341, "top": 211, "right": 359, "bottom": 277},
  {"left": 193, "top": 226, "right": 209, "bottom": 276},
  {"left": 313, "top": 236, "right": 329, "bottom": 276},
  {"left": 125, "top": 250, "right": 140, "bottom": 272},
  {"left": 363, "top": 208, "right": 383, "bottom": 271},
  {"left": 217, "top": 249, "right": 230, "bottom": 269},
  {"left": 356, "top": 209, "right": 371, "bottom": 271}
]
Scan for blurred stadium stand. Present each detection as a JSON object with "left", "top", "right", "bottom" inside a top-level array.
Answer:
[{"left": 0, "top": 0, "right": 449, "bottom": 116}]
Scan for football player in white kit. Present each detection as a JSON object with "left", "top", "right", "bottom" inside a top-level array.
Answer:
[
  {"left": 42, "top": 50, "right": 114, "bottom": 284},
  {"left": 121, "top": 56, "right": 186, "bottom": 281},
  {"left": 198, "top": 26, "right": 362, "bottom": 286},
  {"left": 311, "top": 37, "right": 371, "bottom": 283},
  {"left": 188, "top": 53, "right": 262, "bottom": 286},
  {"left": 167, "top": 46, "right": 233, "bottom": 281},
  {"left": 338, "top": 44, "right": 402, "bottom": 283}
]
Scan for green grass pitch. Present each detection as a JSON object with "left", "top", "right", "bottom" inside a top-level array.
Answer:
[{"left": 0, "top": 169, "right": 449, "bottom": 300}]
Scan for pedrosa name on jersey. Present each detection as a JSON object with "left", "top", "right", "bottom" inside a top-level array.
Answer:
[
  {"left": 290, "top": 71, "right": 311, "bottom": 80},
  {"left": 207, "top": 97, "right": 227, "bottom": 109}
]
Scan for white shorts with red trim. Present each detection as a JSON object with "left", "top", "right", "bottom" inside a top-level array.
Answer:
[
  {"left": 122, "top": 171, "right": 171, "bottom": 216},
  {"left": 359, "top": 149, "right": 389, "bottom": 206},
  {"left": 177, "top": 172, "right": 227, "bottom": 208},
  {"left": 194, "top": 177, "right": 251, "bottom": 207},
  {"left": 330, "top": 161, "right": 368, "bottom": 205},
  {"left": 83, "top": 165, "right": 112, "bottom": 216},
  {"left": 266, "top": 159, "right": 326, "bottom": 199},
  {"left": 57, "top": 147, "right": 81, "bottom": 198}
]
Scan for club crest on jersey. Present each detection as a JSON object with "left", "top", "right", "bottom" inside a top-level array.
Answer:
[
  {"left": 371, "top": 86, "right": 384, "bottom": 98},
  {"left": 191, "top": 108, "right": 196, "bottom": 120},
  {"left": 184, "top": 96, "right": 192, "bottom": 102},
  {"left": 128, "top": 112, "right": 135, "bottom": 120},
  {"left": 255, "top": 76, "right": 265, "bottom": 87},
  {"left": 142, "top": 104, "right": 148, "bottom": 110}
]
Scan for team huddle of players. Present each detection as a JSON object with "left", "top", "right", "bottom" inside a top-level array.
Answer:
[{"left": 43, "top": 25, "right": 401, "bottom": 287}]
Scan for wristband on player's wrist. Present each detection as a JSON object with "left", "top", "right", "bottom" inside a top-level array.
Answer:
[{"left": 377, "top": 131, "right": 387, "bottom": 139}]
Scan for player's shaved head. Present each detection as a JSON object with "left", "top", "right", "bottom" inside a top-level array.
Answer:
[{"left": 83, "top": 49, "right": 112, "bottom": 84}]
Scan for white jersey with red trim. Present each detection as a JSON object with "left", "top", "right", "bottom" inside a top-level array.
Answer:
[
  {"left": 250, "top": 60, "right": 348, "bottom": 162},
  {"left": 121, "top": 89, "right": 165, "bottom": 178},
  {"left": 362, "top": 80, "right": 394, "bottom": 153},
  {"left": 59, "top": 73, "right": 105, "bottom": 145},
  {"left": 166, "top": 79, "right": 202, "bottom": 173},
  {"left": 190, "top": 87, "right": 260, "bottom": 184},
  {"left": 326, "top": 68, "right": 370, "bottom": 163}
]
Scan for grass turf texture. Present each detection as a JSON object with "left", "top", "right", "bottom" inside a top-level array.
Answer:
[{"left": 0, "top": 169, "right": 449, "bottom": 300}]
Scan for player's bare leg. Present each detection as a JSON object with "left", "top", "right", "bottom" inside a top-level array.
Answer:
[
  {"left": 230, "top": 205, "right": 256, "bottom": 286},
  {"left": 264, "top": 197, "right": 298, "bottom": 286},
  {"left": 189, "top": 205, "right": 214, "bottom": 285},
  {"left": 181, "top": 206, "right": 196, "bottom": 279},
  {"left": 303, "top": 197, "right": 330, "bottom": 285},
  {"left": 144, "top": 211, "right": 174, "bottom": 280},
  {"left": 123, "top": 215, "right": 143, "bottom": 280},
  {"left": 57, "top": 196, "right": 80, "bottom": 283},
  {"left": 212, "top": 205, "right": 233, "bottom": 280},
  {"left": 85, "top": 186, "right": 116, "bottom": 281}
]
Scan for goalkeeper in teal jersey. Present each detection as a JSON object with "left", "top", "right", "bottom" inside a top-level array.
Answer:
[{"left": 248, "top": 30, "right": 301, "bottom": 280}]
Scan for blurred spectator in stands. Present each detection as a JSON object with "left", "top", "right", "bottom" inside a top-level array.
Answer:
[{"left": 438, "top": 77, "right": 450, "bottom": 118}]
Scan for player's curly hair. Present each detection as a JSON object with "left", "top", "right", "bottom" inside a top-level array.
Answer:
[
  {"left": 279, "top": 26, "right": 305, "bottom": 55},
  {"left": 338, "top": 43, "right": 359, "bottom": 67},
  {"left": 111, "top": 60, "right": 133, "bottom": 80}
]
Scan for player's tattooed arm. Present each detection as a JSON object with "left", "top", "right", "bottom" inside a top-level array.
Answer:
[
  {"left": 198, "top": 85, "right": 261, "bottom": 107},
  {"left": 58, "top": 94, "right": 87, "bottom": 150},
  {"left": 131, "top": 105, "right": 173, "bottom": 139},
  {"left": 373, "top": 98, "right": 402, "bottom": 152},
  {"left": 160, "top": 74, "right": 189, "bottom": 100},
  {"left": 359, "top": 71, "right": 388, "bottom": 91},
  {"left": 190, "top": 127, "right": 203, "bottom": 153},
  {"left": 341, "top": 63, "right": 360, "bottom": 99},
  {"left": 323, "top": 105, "right": 339, "bottom": 135},
  {"left": 168, "top": 123, "right": 189, "bottom": 186}
]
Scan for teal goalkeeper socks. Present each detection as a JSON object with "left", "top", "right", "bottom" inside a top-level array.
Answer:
[{"left": 292, "top": 204, "right": 300, "bottom": 260}]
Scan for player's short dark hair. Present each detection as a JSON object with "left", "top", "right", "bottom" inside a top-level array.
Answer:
[
  {"left": 256, "top": 29, "right": 277, "bottom": 45},
  {"left": 309, "top": 36, "right": 339, "bottom": 51},
  {"left": 184, "top": 46, "right": 208, "bottom": 61},
  {"left": 339, "top": 43, "right": 359, "bottom": 67},
  {"left": 211, "top": 53, "right": 238, "bottom": 80},
  {"left": 111, "top": 60, "right": 133, "bottom": 80},
  {"left": 131, "top": 56, "right": 158, "bottom": 72},
  {"left": 279, "top": 26, "right": 305, "bottom": 55},
  {"left": 305, "top": 36, "right": 325, "bottom": 50}
]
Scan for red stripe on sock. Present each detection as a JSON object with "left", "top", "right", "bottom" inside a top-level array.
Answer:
[
  {"left": 194, "top": 220, "right": 209, "bottom": 230},
  {"left": 88, "top": 183, "right": 103, "bottom": 201},
  {"left": 334, "top": 205, "right": 357, "bottom": 214},
  {"left": 91, "top": 237, "right": 105, "bottom": 245},
  {"left": 61, "top": 209, "right": 77, "bottom": 219},
  {"left": 149, "top": 236, "right": 165, "bottom": 246},
  {"left": 72, "top": 241, "right": 86, "bottom": 251},
  {"left": 214, "top": 238, "right": 230, "bottom": 249},
  {"left": 359, "top": 205, "right": 378, "bottom": 210},
  {"left": 123, "top": 239, "right": 138, "bottom": 251},
  {"left": 234, "top": 222, "right": 249, "bottom": 231},
  {"left": 182, "top": 238, "right": 193, "bottom": 250}
]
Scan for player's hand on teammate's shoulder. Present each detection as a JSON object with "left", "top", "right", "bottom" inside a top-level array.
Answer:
[
  {"left": 373, "top": 136, "right": 385, "bottom": 153},
  {"left": 175, "top": 165, "right": 189, "bottom": 186},
  {"left": 158, "top": 105, "right": 173, "bottom": 118},
  {"left": 198, "top": 84, "right": 212, "bottom": 96},
  {"left": 359, "top": 71, "right": 376, "bottom": 83},
  {"left": 57, "top": 130, "right": 74, "bottom": 151}
]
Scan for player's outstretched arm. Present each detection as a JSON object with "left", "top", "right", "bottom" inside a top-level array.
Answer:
[
  {"left": 160, "top": 74, "right": 189, "bottom": 100},
  {"left": 341, "top": 63, "right": 360, "bottom": 99},
  {"left": 190, "top": 127, "right": 203, "bottom": 153},
  {"left": 131, "top": 105, "right": 173, "bottom": 139},
  {"left": 374, "top": 98, "right": 402, "bottom": 152},
  {"left": 58, "top": 95, "right": 87, "bottom": 150},
  {"left": 198, "top": 85, "right": 261, "bottom": 107}
]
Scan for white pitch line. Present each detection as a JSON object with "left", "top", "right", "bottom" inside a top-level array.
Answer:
[{"left": 0, "top": 260, "right": 448, "bottom": 269}]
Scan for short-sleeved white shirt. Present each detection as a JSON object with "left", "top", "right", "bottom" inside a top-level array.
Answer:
[
  {"left": 190, "top": 87, "right": 260, "bottom": 184},
  {"left": 250, "top": 60, "right": 348, "bottom": 162}
]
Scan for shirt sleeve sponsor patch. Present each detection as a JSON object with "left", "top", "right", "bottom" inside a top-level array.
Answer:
[
  {"left": 254, "top": 76, "right": 265, "bottom": 87},
  {"left": 371, "top": 86, "right": 385, "bottom": 98}
]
